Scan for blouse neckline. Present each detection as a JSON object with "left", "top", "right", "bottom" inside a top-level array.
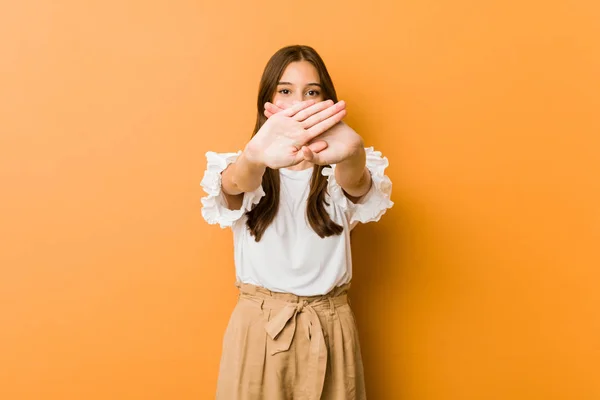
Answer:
[{"left": 279, "top": 166, "right": 314, "bottom": 180}]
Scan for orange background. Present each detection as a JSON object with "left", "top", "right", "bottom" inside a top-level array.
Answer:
[{"left": 1, "top": 1, "right": 599, "bottom": 399}]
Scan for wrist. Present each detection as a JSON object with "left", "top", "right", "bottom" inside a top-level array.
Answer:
[
  {"left": 338, "top": 140, "right": 365, "bottom": 166},
  {"left": 243, "top": 142, "right": 266, "bottom": 169},
  {"left": 335, "top": 142, "right": 366, "bottom": 185}
]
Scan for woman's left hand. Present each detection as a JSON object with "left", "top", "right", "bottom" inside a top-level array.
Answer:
[{"left": 264, "top": 101, "right": 364, "bottom": 165}]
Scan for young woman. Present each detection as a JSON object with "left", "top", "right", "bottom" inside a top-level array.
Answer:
[{"left": 200, "top": 45, "right": 393, "bottom": 400}]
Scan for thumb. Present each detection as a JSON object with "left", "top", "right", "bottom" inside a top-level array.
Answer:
[
  {"left": 301, "top": 146, "right": 313, "bottom": 161},
  {"left": 293, "top": 148, "right": 307, "bottom": 165},
  {"left": 302, "top": 146, "right": 324, "bottom": 164}
]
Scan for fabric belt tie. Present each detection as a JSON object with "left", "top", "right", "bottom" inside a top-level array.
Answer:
[{"left": 262, "top": 294, "right": 348, "bottom": 400}]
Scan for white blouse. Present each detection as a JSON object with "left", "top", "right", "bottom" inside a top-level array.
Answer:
[{"left": 200, "top": 147, "right": 393, "bottom": 296}]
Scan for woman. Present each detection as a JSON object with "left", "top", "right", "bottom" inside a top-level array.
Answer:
[{"left": 200, "top": 44, "right": 393, "bottom": 399}]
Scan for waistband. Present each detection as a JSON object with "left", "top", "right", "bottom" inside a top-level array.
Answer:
[{"left": 236, "top": 281, "right": 351, "bottom": 307}]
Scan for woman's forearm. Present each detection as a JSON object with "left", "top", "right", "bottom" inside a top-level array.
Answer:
[
  {"left": 334, "top": 146, "right": 372, "bottom": 198},
  {"left": 221, "top": 147, "right": 266, "bottom": 195}
]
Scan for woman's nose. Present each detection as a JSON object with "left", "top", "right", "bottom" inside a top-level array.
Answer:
[
  {"left": 291, "top": 92, "right": 305, "bottom": 104},
  {"left": 278, "top": 99, "right": 302, "bottom": 109},
  {"left": 277, "top": 94, "right": 304, "bottom": 109}
]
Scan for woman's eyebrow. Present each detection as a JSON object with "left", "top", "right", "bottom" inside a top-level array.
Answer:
[{"left": 277, "top": 81, "right": 322, "bottom": 88}]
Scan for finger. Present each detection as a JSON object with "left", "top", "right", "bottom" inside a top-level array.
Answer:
[
  {"left": 301, "top": 108, "right": 347, "bottom": 143},
  {"left": 302, "top": 146, "right": 328, "bottom": 165},
  {"left": 292, "top": 99, "right": 336, "bottom": 123},
  {"left": 281, "top": 100, "right": 317, "bottom": 117},
  {"left": 265, "top": 102, "right": 284, "bottom": 116},
  {"left": 293, "top": 148, "right": 307, "bottom": 165},
  {"left": 300, "top": 100, "right": 346, "bottom": 129},
  {"left": 301, "top": 146, "right": 315, "bottom": 161},
  {"left": 306, "top": 140, "right": 328, "bottom": 153},
  {"left": 264, "top": 109, "right": 273, "bottom": 118}
]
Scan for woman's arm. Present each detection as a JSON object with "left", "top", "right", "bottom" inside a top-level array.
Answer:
[
  {"left": 220, "top": 148, "right": 266, "bottom": 210},
  {"left": 334, "top": 146, "right": 372, "bottom": 201},
  {"left": 222, "top": 148, "right": 266, "bottom": 196}
]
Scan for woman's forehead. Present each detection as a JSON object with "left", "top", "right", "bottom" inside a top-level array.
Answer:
[{"left": 279, "top": 61, "right": 320, "bottom": 83}]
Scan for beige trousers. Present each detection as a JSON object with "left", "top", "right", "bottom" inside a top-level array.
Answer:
[{"left": 215, "top": 282, "right": 367, "bottom": 400}]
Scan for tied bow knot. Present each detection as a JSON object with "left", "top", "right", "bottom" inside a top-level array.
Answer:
[{"left": 264, "top": 299, "right": 321, "bottom": 355}]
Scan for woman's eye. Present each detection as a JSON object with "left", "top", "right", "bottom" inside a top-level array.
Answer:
[
  {"left": 307, "top": 90, "right": 320, "bottom": 96},
  {"left": 279, "top": 89, "right": 290, "bottom": 95}
]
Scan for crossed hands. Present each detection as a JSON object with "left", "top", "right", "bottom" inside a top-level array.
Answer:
[{"left": 244, "top": 99, "right": 364, "bottom": 170}]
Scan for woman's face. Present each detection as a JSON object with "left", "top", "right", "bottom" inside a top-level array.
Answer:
[{"left": 271, "top": 61, "right": 325, "bottom": 107}]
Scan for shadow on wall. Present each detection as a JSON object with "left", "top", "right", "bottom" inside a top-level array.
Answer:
[{"left": 350, "top": 204, "right": 413, "bottom": 399}]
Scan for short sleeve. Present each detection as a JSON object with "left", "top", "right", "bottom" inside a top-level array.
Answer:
[
  {"left": 322, "top": 147, "right": 394, "bottom": 226},
  {"left": 200, "top": 151, "right": 265, "bottom": 228}
]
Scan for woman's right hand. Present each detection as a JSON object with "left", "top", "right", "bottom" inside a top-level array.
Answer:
[{"left": 244, "top": 99, "right": 347, "bottom": 169}]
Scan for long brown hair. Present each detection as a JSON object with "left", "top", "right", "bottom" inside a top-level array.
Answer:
[{"left": 246, "top": 45, "right": 344, "bottom": 241}]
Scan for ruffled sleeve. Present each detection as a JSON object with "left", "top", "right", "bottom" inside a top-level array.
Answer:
[
  {"left": 321, "top": 147, "right": 393, "bottom": 227},
  {"left": 200, "top": 151, "right": 265, "bottom": 229}
]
